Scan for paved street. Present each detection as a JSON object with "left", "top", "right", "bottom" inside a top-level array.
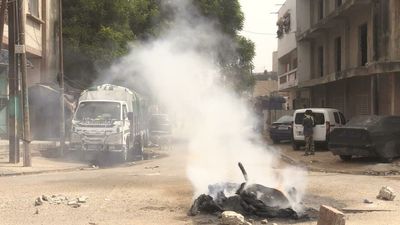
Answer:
[{"left": 0, "top": 143, "right": 399, "bottom": 225}]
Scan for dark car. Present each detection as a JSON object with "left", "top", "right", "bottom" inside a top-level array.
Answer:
[
  {"left": 269, "top": 115, "right": 293, "bottom": 144},
  {"left": 329, "top": 115, "right": 400, "bottom": 162}
]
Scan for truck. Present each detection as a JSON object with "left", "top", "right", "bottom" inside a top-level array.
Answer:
[{"left": 69, "top": 84, "right": 147, "bottom": 161}]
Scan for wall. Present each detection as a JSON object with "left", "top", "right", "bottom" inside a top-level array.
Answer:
[
  {"left": 277, "top": 0, "right": 297, "bottom": 59},
  {"left": 253, "top": 80, "right": 278, "bottom": 97}
]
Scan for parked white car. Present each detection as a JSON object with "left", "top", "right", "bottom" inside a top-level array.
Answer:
[{"left": 292, "top": 108, "right": 346, "bottom": 150}]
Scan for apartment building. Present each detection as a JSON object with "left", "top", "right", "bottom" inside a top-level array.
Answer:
[
  {"left": 277, "top": 0, "right": 311, "bottom": 110},
  {"left": 296, "top": 0, "right": 400, "bottom": 118},
  {"left": 0, "top": 0, "right": 60, "bottom": 137}
]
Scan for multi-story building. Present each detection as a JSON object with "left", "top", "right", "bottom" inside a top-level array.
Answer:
[
  {"left": 277, "top": 0, "right": 311, "bottom": 110},
  {"left": 296, "top": 0, "right": 400, "bottom": 118},
  {"left": 0, "top": 0, "right": 60, "bottom": 137}
]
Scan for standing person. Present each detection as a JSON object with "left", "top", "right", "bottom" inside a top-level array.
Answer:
[{"left": 303, "top": 110, "right": 315, "bottom": 156}]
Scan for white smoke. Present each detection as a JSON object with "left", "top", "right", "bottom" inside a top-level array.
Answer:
[{"left": 103, "top": 0, "right": 307, "bottom": 209}]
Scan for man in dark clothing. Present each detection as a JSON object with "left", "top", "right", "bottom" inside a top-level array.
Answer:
[{"left": 303, "top": 110, "right": 315, "bottom": 156}]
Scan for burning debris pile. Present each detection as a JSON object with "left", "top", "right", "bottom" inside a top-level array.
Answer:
[{"left": 189, "top": 163, "right": 306, "bottom": 220}]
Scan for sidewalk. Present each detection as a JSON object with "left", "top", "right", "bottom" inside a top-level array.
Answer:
[
  {"left": 0, "top": 140, "right": 89, "bottom": 176},
  {"left": 277, "top": 142, "right": 400, "bottom": 175}
]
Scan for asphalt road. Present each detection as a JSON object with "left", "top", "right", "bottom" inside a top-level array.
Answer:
[{"left": 0, "top": 144, "right": 399, "bottom": 225}]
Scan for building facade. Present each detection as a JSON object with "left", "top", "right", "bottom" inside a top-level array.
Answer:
[
  {"left": 295, "top": 0, "right": 400, "bottom": 119},
  {"left": 0, "top": 0, "right": 60, "bottom": 137},
  {"left": 277, "top": 0, "right": 311, "bottom": 110}
]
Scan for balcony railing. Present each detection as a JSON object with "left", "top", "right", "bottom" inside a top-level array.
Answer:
[{"left": 278, "top": 69, "right": 298, "bottom": 91}]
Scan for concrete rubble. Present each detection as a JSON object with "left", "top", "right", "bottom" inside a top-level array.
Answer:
[
  {"left": 35, "top": 194, "right": 88, "bottom": 208},
  {"left": 220, "top": 211, "right": 248, "bottom": 225},
  {"left": 377, "top": 186, "right": 396, "bottom": 201},
  {"left": 317, "top": 205, "right": 345, "bottom": 225},
  {"left": 260, "top": 219, "right": 268, "bottom": 224}
]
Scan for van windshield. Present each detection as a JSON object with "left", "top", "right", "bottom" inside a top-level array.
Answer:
[
  {"left": 75, "top": 102, "right": 121, "bottom": 121},
  {"left": 295, "top": 112, "right": 325, "bottom": 125}
]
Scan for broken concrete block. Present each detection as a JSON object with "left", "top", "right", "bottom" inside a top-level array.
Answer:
[
  {"left": 377, "top": 186, "right": 396, "bottom": 201},
  {"left": 42, "top": 195, "right": 49, "bottom": 201},
  {"left": 221, "top": 211, "right": 245, "bottom": 225},
  {"left": 78, "top": 196, "right": 88, "bottom": 203},
  {"left": 260, "top": 219, "right": 268, "bottom": 224},
  {"left": 35, "top": 197, "right": 43, "bottom": 206},
  {"left": 317, "top": 205, "right": 345, "bottom": 225}
]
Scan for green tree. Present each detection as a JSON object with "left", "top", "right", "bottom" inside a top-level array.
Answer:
[
  {"left": 62, "top": 0, "right": 255, "bottom": 92},
  {"left": 194, "top": 0, "right": 255, "bottom": 92},
  {"left": 63, "top": 0, "right": 157, "bottom": 88}
]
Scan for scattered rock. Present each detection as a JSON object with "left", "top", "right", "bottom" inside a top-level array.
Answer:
[
  {"left": 363, "top": 199, "right": 373, "bottom": 204},
  {"left": 220, "top": 211, "right": 247, "bottom": 225},
  {"left": 260, "top": 219, "right": 268, "bottom": 224},
  {"left": 34, "top": 209, "right": 39, "bottom": 215},
  {"left": 67, "top": 201, "right": 81, "bottom": 208},
  {"left": 145, "top": 166, "right": 160, "bottom": 169},
  {"left": 78, "top": 196, "right": 88, "bottom": 203},
  {"left": 247, "top": 218, "right": 255, "bottom": 224},
  {"left": 317, "top": 205, "right": 345, "bottom": 225},
  {"left": 42, "top": 195, "right": 49, "bottom": 201},
  {"left": 35, "top": 197, "right": 43, "bottom": 206},
  {"left": 271, "top": 223, "right": 278, "bottom": 225},
  {"left": 377, "top": 186, "right": 396, "bottom": 201}
]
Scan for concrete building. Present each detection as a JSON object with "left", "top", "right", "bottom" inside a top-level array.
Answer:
[
  {"left": 252, "top": 72, "right": 278, "bottom": 97},
  {"left": 0, "top": 0, "right": 60, "bottom": 137},
  {"left": 296, "top": 0, "right": 400, "bottom": 118},
  {"left": 2, "top": 0, "right": 59, "bottom": 85},
  {"left": 276, "top": 0, "right": 310, "bottom": 110}
]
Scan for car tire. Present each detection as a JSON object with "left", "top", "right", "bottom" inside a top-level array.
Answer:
[
  {"left": 339, "top": 155, "right": 352, "bottom": 161},
  {"left": 272, "top": 139, "right": 280, "bottom": 144}
]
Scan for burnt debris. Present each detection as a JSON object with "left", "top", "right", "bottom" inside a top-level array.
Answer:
[{"left": 189, "top": 162, "right": 302, "bottom": 219}]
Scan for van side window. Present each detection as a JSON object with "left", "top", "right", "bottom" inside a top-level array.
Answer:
[
  {"left": 334, "top": 112, "right": 340, "bottom": 124},
  {"left": 295, "top": 113, "right": 305, "bottom": 124},
  {"left": 339, "top": 112, "right": 346, "bottom": 124},
  {"left": 313, "top": 113, "right": 325, "bottom": 125}
]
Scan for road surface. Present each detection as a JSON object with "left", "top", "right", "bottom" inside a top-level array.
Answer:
[{"left": 0, "top": 144, "right": 399, "bottom": 225}]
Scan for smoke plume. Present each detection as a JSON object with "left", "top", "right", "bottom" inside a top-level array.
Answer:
[{"left": 102, "top": 0, "right": 306, "bottom": 210}]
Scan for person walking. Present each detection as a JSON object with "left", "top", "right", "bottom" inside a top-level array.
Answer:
[{"left": 303, "top": 110, "right": 315, "bottom": 156}]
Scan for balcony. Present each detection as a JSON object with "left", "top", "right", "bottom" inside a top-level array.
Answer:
[
  {"left": 297, "top": 0, "right": 372, "bottom": 41},
  {"left": 278, "top": 69, "right": 298, "bottom": 91}
]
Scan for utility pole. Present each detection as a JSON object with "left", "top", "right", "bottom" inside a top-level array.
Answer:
[
  {"left": 17, "top": 0, "right": 31, "bottom": 166},
  {"left": 58, "top": 0, "right": 65, "bottom": 157},
  {"left": 8, "top": 0, "right": 19, "bottom": 164}
]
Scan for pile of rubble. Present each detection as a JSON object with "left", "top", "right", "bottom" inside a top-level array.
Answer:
[{"left": 35, "top": 194, "right": 88, "bottom": 208}]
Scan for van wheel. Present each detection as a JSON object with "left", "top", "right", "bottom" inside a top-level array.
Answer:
[
  {"left": 292, "top": 142, "right": 300, "bottom": 151},
  {"left": 339, "top": 155, "right": 352, "bottom": 161}
]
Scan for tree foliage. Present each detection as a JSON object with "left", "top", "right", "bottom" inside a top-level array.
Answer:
[{"left": 62, "top": 0, "right": 255, "bottom": 92}]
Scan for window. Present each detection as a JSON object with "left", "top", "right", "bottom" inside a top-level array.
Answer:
[
  {"left": 295, "top": 113, "right": 325, "bottom": 125},
  {"left": 334, "top": 112, "right": 340, "bottom": 124},
  {"left": 339, "top": 112, "right": 346, "bottom": 124},
  {"left": 318, "top": 0, "right": 324, "bottom": 20},
  {"left": 318, "top": 46, "right": 324, "bottom": 77},
  {"left": 335, "top": 37, "right": 342, "bottom": 72},
  {"left": 28, "top": 0, "right": 39, "bottom": 18},
  {"left": 359, "top": 24, "right": 368, "bottom": 66}
]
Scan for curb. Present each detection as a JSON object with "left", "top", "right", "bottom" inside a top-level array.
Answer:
[
  {"left": 0, "top": 166, "right": 91, "bottom": 177},
  {"left": 279, "top": 152, "right": 400, "bottom": 176}
]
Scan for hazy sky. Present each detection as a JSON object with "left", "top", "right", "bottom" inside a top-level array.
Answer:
[{"left": 239, "top": 0, "right": 285, "bottom": 73}]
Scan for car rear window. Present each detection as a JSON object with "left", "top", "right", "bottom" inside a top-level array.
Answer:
[
  {"left": 334, "top": 112, "right": 340, "bottom": 124},
  {"left": 275, "top": 116, "right": 293, "bottom": 123},
  {"left": 295, "top": 112, "right": 325, "bottom": 125}
]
